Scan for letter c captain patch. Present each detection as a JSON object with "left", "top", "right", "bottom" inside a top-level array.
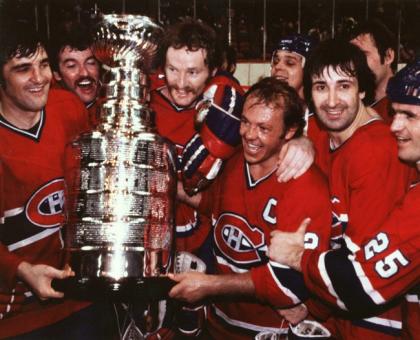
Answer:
[{"left": 25, "top": 178, "right": 65, "bottom": 227}]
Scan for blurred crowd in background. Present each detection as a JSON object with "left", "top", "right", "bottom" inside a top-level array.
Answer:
[{"left": 3, "top": 0, "right": 419, "bottom": 64}]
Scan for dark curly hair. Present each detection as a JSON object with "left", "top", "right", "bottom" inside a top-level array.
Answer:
[
  {"left": 303, "top": 39, "right": 376, "bottom": 109},
  {"left": 245, "top": 77, "right": 306, "bottom": 139},
  {"left": 48, "top": 22, "right": 94, "bottom": 73},
  {"left": 349, "top": 19, "right": 397, "bottom": 71},
  {"left": 159, "top": 19, "right": 220, "bottom": 72},
  {"left": 0, "top": 20, "right": 46, "bottom": 85}
]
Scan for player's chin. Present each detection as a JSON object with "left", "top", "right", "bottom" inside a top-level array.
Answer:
[
  {"left": 174, "top": 96, "right": 196, "bottom": 108},
  {"left": 26, "top": 97, "right": 48, "bottom": 111},
  {"left": 243, "top": 152, "right": 262, "bottom": 164}
]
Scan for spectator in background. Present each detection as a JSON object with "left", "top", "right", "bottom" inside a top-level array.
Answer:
[
  {"left": 219, "top": 43, "right": 238, "bottom": 79},
  {"left": 350, "top": 19, "right": 397, "bottom": 122}
]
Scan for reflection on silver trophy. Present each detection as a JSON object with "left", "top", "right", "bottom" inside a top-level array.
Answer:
[{"left": 64, "top": 14, "right": 176, "bottom": 297}]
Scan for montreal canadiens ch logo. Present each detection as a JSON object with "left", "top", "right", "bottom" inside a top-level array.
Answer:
[
  {"left": 214, "top": 212, "right": 265, "bottom": 265},
  {"left": 25, "top": 178, "right": 65, "bottom": 228}
]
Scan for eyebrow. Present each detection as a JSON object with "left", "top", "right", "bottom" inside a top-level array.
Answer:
[
  {"left": 11, "top": 57, "right": 49, "bottom": 70},
  {"left": 274, "top": 53, "right": 300, "bottom": 61},
  {"left": 312, "top": 77, "right": 355, "bottom": 84},
  {"left": 62, "top": 57, "right": 78, "bottom": 64},
  {"left": 11, "top": 62, "right": 32, "bottom": 71}
]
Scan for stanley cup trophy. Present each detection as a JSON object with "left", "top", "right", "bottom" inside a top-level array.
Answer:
[{"left": 61, "top": 14, "right": 176, "bottom": 302}]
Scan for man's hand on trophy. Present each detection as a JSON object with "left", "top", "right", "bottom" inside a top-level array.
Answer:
[
  {"left": 176, "top": 181, "right": 202, "bottom": 208},
  {"left": 276, "top": 136, "right": 315, "bottom": 183},
  {"left": 276, "top": 303, "right": 308, "bottom": 325},
  {"left": 167, "top": 272, "right": 213, "bottom": 304},
  {"left": 267, "top": 218, "right": 311, "bottom": 271},
  {"left": 16, "top": 262, "right": 74, "bottom": 300}
]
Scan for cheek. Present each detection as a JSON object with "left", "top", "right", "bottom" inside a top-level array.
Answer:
[
  {"left": 311, "top": 94, "right": 324, "bottom": 107},
  {"left": 43, "top": 69, "right": 53, "bottom": 81},
  {"left": 87, "top": 66, "right": 100, "bottom": 77},
  {"left": 61, "top": 70, "right": 77, "bottom": 82},
  {"left": 165, "top": 73, "right": 177, "bottom": 86},
  {"left": 191, "top": 77, "right": 207, "bottom": 92},
  {"left": 239, "top": 124, "right": 245, "bottom": 136}
]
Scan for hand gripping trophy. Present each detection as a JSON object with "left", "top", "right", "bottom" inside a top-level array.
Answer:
[{"left": 62, "top": 14, "right": 177, "bottom": 308}]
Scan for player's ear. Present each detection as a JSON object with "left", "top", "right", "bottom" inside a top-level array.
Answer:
[
  {"left": 53, "top": 71, "right": 62, "bottom": 82},
  {"left": 284, "top": 127, "right": 298, "bottom": 141},
  {"left": 384, "top": 48, "right": 395, "bottom": 66}
]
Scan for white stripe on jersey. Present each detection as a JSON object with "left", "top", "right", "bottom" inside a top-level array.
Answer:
[
  {"left": 183, "top": 144, "right": 206, "bottom": 173},
  {"left": 4, "top": 207, "right": 24, "bottom": 217},
  {"left": 215, "top": 255, "right": 248, "bottom": 273},
  {"left": 8, "top": 227, "right": 60, "bottom": 251},
  {"left": 348, "top": 252, "right": 386, "bottom": 305},
  {"left": 176, "top": 211, "right": 198, "bottom": 233},
  {"left": 362, "top": 316, "right": 402, "bottom": 330},
  {"left": 343, "top": 234, "right": 360, "bottom": 252},
  {"left": 318, "top": 251, "right": 348, "bottom": 310},
  {"left": 212, "top": 304, "right": 288, "bottom": 334},
  {"left": 405, "top": 294, "right": 419, "bottom": 303},
  {"left": 268, "top": 261, "right": 301, "bottom": 305}
]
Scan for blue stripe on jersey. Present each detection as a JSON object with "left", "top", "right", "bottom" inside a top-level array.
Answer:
[
  {"left": 269, "top": 263, "right": 309, "bottom": 302},
  {"left": 1, "top": 211, "right": 45, "bottom": 246},
  {"left": 324, "top": 248, "right": 383, "bottom": 316},
  {"left": 181, "top": 136, "right": 210, "bottom": 178},
  {"left": 181, "top": 134, "right": 203, "bottom": 169},
  {"left": 205, "top": 88, "right": 242, "bottom": 146}
]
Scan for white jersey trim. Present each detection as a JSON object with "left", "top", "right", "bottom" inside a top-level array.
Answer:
[
  {"left": 8, "top": 227, "right": 60, "bottom": 251},
  {"left": 0, "top": 109, "right": 44, "bottom": 139},
  {"left": 245, "top": 162, "right": 276, "bottom": 188},
  {"left": 4, "top": 207, "right": 24, "bottom": 218},
  {"left": 344, "top": 234, "right": 386, "bottom": 305},
  {"left": 318, "top": 251, "right": 348, "bottom": 310},
  {"left": 405, "top": 294, "right": 419, "bottom": 303},
  {"left": 348, "top": 253, "right": 386, "bottom": 305},
  {"left": 215, "top": 255, "right": 248, "bottom": 273},
  {"left": 362, "top": 316, "right": 402, "bottom": 330},
  {"left": 268, "top": 261, "right": 301, "bottom": 305},
  {"left": 176, "top": 211, "right": 198, "bottom": 233},
  {"left": 212, "top": 304, "right": 288, "bottom": 334}
]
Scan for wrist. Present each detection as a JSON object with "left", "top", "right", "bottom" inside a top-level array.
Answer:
[
  {"left": 17, "top": 261, "right": 32, "bottom": 280},
  {"left": 291, "top": 250, "right": 304, "bottom": 272}
]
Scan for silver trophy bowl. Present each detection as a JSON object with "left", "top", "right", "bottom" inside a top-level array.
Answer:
[{"left": 61, "top": 15, "right": 176, "bottom": 302}]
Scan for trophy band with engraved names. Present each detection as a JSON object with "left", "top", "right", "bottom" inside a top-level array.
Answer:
[{"left": 61, "top": 14, "right": 176, "bottom": 301}]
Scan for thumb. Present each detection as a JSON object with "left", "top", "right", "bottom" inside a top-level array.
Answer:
[
  {"left": 167, "top": 273, "right": 181, "bottom": 282},
  {"left": 47, "top": 266, "right": 70, "bottom": 280},
  {"left": 297, "top": 218, "right": 311, "bottom": 236}
]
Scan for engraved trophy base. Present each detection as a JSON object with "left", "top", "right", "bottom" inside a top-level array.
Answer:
[{"left": 52, "top": 249, "right": 174, "bottom": 302}]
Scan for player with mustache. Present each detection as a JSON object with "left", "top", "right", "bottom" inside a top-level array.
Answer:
[{"left": 49, "top": 22, "right": 101, "bottom": 127}]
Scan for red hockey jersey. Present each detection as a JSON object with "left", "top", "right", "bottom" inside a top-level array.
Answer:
[
  {"left": 372, "top": 96, "right": 393, "bottom": 124},
  {"left": 325, "top": 119, "right": 413, "bottom": 337},
  {"left": 150, "top": 87, "right": 211, "bottom": 253},
  {"left": 198, "top": 151, "right": 332, "bottom": 339},
  {"left": 302, "top": 181, "right": 420, "bottom": 314},
  {"left": 0, "top": 89, "right": 90, "bottom": 337},
  {"left": 307, "top": 99, "right": 394, "bottom": 176}
]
